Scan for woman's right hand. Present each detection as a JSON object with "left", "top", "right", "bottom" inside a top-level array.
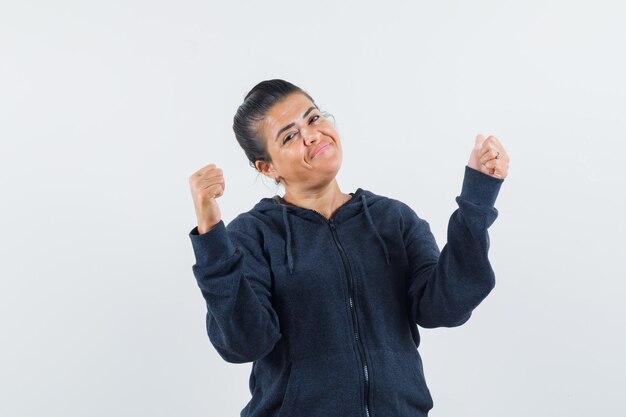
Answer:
[{"left": 189, "top": 163, "right": 225, "bottom": 234}]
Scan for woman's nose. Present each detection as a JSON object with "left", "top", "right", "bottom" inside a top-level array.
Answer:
[{"left": 301, "top": 127, "right": 320, "bottom": 145}]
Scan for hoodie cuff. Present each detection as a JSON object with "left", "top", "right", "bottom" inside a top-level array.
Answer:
[
  {"left": 188, "top": 220, "right": 236, "bottom": 266},
  {"left": 460, "top": 165, "right": 504, "bottom": 207}
]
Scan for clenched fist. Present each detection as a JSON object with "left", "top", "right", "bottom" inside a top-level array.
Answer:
[
  {"left": 189, "top": 163, "right": 225, "bottom": 234},
  {"left": 468, "top": 134, "right": 510, "bottom": 180}
]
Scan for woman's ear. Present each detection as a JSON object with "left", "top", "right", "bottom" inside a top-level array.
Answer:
[{"left": 255, "top": 160, "right": 279, "bottom": 181}]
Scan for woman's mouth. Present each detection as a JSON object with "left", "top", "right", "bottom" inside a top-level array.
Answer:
[{"left": 311, "top": 143, "right": 330, "bottom": 159}]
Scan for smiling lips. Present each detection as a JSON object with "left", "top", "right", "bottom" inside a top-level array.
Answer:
[{"left": 310, "top": 143, "right": 330, "bottom": 159}]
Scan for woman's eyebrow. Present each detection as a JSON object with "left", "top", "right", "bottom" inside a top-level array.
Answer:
[{"left": 274, "top": 106, "right": 318, "bottom": 142}]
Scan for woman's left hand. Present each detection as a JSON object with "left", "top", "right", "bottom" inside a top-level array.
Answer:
[{"left": 468, "top": 134, "right": 510, "bottom": 180}]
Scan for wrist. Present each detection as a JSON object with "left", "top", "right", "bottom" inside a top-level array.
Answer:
[{"left": 198, "top": 221, "right": 219, "bottom": 235}]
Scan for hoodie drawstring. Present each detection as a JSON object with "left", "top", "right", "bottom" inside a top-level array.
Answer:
[
  {"left": 282, "top": 206, "right": 294, "bottom": 274},
  {"left": 280, "top": 194, "right": 390, "bottom": 274},
  {"left": 361, "top": 194, "right": 390, "bottom": 265}
]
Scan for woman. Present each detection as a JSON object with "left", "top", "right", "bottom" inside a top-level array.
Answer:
[{"left": 188, "top": 79, "right": 509, "bottom": 417}]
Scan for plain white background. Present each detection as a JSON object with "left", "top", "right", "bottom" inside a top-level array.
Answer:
[{"left": 2, "top": 1, "right": 625, "bottom": 416}]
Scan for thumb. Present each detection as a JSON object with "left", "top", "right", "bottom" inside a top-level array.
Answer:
[{"left": 475, "top": 133, "right": 486, "bottom": 149}]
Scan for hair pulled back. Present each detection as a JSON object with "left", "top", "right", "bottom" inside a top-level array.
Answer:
[{"left": 232, "top": 79, "right": 316, "bottom": 173}]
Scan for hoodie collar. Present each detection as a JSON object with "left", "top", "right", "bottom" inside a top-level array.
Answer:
[{"left": 254, "top": 188, "right": 390, "bottom": 274}]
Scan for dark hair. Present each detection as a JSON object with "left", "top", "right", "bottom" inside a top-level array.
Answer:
[{"left": 232, "top": 79, "right": 317, "bottom": 179}]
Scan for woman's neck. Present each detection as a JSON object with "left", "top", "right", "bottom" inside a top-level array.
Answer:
[{"left": 282, "top": 181, "right": 352, "bottom": 219}]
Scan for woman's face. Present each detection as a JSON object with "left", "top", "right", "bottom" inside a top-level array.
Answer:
[{"left": 255, "top": 92, "right": 343, "bottom": 189}]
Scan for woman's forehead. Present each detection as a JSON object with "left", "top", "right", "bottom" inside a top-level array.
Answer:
[{"left": 263, "top": 94, "right": 316, "bottom": 133}]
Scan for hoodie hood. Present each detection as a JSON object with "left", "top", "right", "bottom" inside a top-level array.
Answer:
[{"left": 248, "top": 188, "right": 390, "bottom": 274}]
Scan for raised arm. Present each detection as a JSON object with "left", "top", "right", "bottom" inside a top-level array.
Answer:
[
  {"left": 404, "top": 165, "right": 504, "bottom": 328},
  {"left": 189, "top": 218, "right": 282, "bottom": 363}
]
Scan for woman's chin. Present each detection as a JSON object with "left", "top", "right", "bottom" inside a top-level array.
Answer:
[
  {"left": 320, "top": 162, "right": 343, "bottom": 183},
  {"left": 317, "top": 153, "right": 341, "bottom": 170}
]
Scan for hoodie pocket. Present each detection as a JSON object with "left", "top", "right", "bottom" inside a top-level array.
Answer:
[
  {"left": 277, "top": 352, "right": 363, "bottom": 417},
  {"left": 370, "top": 349, "right": 434, "bottom": 414}
]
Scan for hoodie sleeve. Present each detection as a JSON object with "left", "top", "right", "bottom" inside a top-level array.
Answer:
[
  {"left": 189, "top": 218, "right": 282, "bottom": 363},
  {"left": 404, "top": 165, "right": 504, "bottom": 328}
]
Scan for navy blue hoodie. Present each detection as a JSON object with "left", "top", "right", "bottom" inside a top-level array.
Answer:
[{"left": 189, "top": 165, "right": 504, "bottom": 417}]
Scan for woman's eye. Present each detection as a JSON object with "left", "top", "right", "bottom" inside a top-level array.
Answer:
[
  {"left": 310, "top": 115, "right": 320, "bottom": 123},
  {"left": 283, "top": 132, "right": 296, "bottom": 144}
]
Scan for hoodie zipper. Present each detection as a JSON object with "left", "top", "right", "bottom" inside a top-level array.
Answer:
[{"left": 328, "top": 217, "right": 372, "bottom": 417}]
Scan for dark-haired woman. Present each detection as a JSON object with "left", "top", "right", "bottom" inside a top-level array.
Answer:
[{"left": 188, "top": 79, "right": 509, "bottom": 417}]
